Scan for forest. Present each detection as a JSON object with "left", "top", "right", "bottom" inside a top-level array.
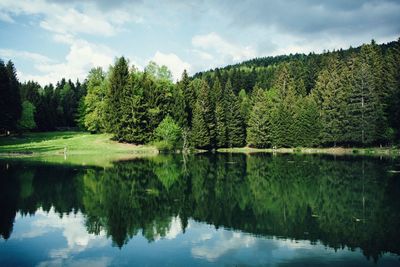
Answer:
[{"left": 0, "top": 38, "right": 399, "bottom": 149}]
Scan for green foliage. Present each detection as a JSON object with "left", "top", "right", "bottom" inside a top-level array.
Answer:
[
  {"left": 106, "top": 57, "right": 130, "bottom": 140},
  {"left": 191, "top": 80, "right": 215, "bottom": 148},
  {"left": 154, "top": 115, "right": 181, "bottom": 150},
  {"left": 17, "top": 101, "right": 36, "bottom": 131},
  {"left": 84, "top": 67, "right": 107, "bottom": 132},
  {"left": 191, "top": 101, "right": 211, "bottom": 149},
  {"left": 145, "top": 61, "right": 173, "bottom": 81},
  {"left": 0, "top": 60, "right": 21, "bottom": 132},
  {"left": 2, "top": 38, "right": 400, "bottom": 148},
  {"left": 313, "top": 56, "right": 345, "bottom": 146},
  {"left": 247, "top": 87, "right": 273, "bottom": 148}
]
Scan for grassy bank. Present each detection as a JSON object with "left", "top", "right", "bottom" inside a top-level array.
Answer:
[
  {"left": 218, "top": 146, "right": 400, "bottom": 157},
  {"left": 0, "top": 131, "right": 158, "bottom": 166}
]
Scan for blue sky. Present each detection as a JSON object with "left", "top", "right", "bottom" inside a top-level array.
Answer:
[{"left": 0, "top": 0, "right": 399, "bottom": 85}]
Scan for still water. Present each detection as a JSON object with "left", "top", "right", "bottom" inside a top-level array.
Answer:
[{"left": 1, "top": 153, "right": 400, "bottom": 266}]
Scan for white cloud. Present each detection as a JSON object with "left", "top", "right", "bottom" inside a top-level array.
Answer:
[
  {"left": 39, "top": 8, "right": 117, "bottom": 37},
  {"left": 151, "top": 51, "right": 191, "bottom": 81},
  {"left": 37, "top": 257, "right": 112, "bottom": 267},
  {"left": 0, "top": 0, "right": 137, "bottom": 37},
  {"left": 191, "top": 231, "right": 257, "bottom": 261},
  {"left": 164, "top": 216, "right": 183, "bottom": 240},
  {"left": 14, "top": 38, "right": 114, "bottom": 85},
  {"left": 0, "top": 48, "right": 53, "bottom": 64},
  {"left": 14, "top": 207, "right": 109, "bottom": 260},
  {"left": 192, "top": 32, "right": 256, "bottom": 63},
  {"left": 0, "top": 11, "right": 14, "bottom": 23}
]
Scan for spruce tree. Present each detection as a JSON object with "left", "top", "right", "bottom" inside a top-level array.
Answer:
[
  {"left": 0, "top": 61, "right": 22, "bottom": 132},
  {"left": 0, "top": 60, "right": 10, "bottom": 132},
  {"left": 191, "top": 101, "right": 211, "bottom": 148},
  {"left": 106, "top": 57, "right": 130, "bottom": 140},
  {"left": 345, "top": 46, "right": 384, "bottom": 145},
  {"left": 119, "top": 71, "right": 150, "bottom": 143},
  {"left": 214, "top": 78, "right": 227, "bottom": 147},
  {"left": 272, "top": 63, "right": 297, "bottom": 147},
  {"left": 190, "top": 80, "right": 215, "bottom": 149},
  {"left": 225, "top": 80, "right": 245, "bottom": 147},
  {"left": 176, "top": 70, "right": 191, "bottom": 127},
  {"left": 313, "top": 55, "right": 345, "bottom": 146},
  {"left": 247, "top": 86, "right": 274, "bottom": 148},
  {"left": 293, "top": 96, "right": 320, "bottom": 147}
]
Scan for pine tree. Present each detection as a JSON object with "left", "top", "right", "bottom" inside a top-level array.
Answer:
[
  {"left": 0, "top": 61, "right": 22, "bottom": 132},
  {"left": 345, "top": 45, "right": 384, "bottom": 145},
  {"left": 272, "top": 63, "right": 297, "bottom": 147},
  {"left": 119, "top": 71, "right": 150, "bottom": 143},
  {"left": 247, "top": 86, "right": 274, "bottom": 148},
  {"left": 106, "top": 57, "right": 129, "bottom": 140},
  {"left": 190, "top": 80, "right": 215, "bottom": 149},
  {"left": 292, "top": 96, "right": 320, "bottom": 147},
  {"left": 175, "top": 70, "right": 190, "bottom": 128},
  {"left": 225, "top": 80, "right": 245, "bottom": 147},
  {"left": 313, "top": 55, "right": 345, "bottom": 146},
  {"left": 191, "top": 101, "right": 211, "bottom": 148},
  {"left": 386, "top": 39, "right": 400, "bottom": 142},
  {"left": 238, "top": 89, "right": 250, "bottom": 124},
  {"left": 0, "top": 60, "right": 10, "bottom": 132},
  {"left": 214, "top": 78, "right": 227, "bottom": 147}
]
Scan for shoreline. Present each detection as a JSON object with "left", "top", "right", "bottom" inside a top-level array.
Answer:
[{"left": 217, "top": 146, "right": 400, "bottom": 157}]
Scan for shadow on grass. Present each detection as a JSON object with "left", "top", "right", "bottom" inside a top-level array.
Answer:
[
  {"left": 0, "top": 132, "right": 79, "bottom": 146},
  {"left": 0, "top": 145, "right": 61, "bottom": 154}
]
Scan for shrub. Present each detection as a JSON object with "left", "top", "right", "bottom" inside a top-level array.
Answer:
[{"left": 154, "top": 116, "right": 181, "bottom": 150}]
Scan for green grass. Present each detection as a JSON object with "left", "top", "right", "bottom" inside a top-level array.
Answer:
[{"left": 0, "top": 131, "right": 158, "bottom": 166}]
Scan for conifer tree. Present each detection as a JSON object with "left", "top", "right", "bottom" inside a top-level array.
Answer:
[
  {"left": 247, "top": 86, "right": 274, "bottom": 148},
  {"left": 225, "top": 80, "right": 245, "bottom": 147},
  {"left": 0, "top": 61, "right": 22, "bottom": 132},
  {"left": 214, "top": 78, "right": 227, "bottom": 147},
  {"left": 191, "top": 80, "right": 215, "bottom": 148},
  {"left": 191, "top": 101, "right": 211, "bottom": 148},
  {"left": 120, "top": 71, "right": 150, "bottom": 143},
  {"left": 175, "top": 70, "right": 191, "bottom": 127},
  {"left": 272, "top": 63, "right": 297, "bottom": 147},
  {"left": 313, "top": 56, "right": 345, "bottom": 146},
  {"left": 293, "top": 96, "right": 320, "bottom": 147},
  {"left": 345, "top": 46, "right": 384, "bottom": 145},
  {"left": 106, "top": 57, "right": 129, "bottom": 140}
]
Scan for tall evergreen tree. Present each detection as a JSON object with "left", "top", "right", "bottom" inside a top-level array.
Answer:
[
  {"left": 191, "top": 80, "right": 215, "bottom": 148},
  {"left": 106, "top": 57, "right": 129, "bottom": 140},
  {"left": 247, "top": 86, "right": 275, "bottom": 148},
  {"left": 191, "top": 101, "right": 210, "bottom": 149},
  {"left": 313, "top": 55, "right": 345, "bottom": 146},
  {"left": 225, "top": 80, "right": 245, "bottom": 147},
  {"left": 214, "top": 78, "right": 227, "bottom": 147},
  {"left": 345, "top": 46, "right": 383, "bottom": 145},
  {"left": 272, "top": 63, "right": 297, "bottom": 147}
]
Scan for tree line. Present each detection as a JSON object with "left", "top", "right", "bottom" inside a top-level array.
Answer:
[
  {"left": 0, "top": 38, "right": 399, "bottom": 148},
  {"left": 0, "top": 61, "right": 86, "bottom": 132}
]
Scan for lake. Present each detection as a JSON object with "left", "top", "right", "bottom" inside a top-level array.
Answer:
[{"left": 1, "top": 153, "right": 400, "bottom": 266}]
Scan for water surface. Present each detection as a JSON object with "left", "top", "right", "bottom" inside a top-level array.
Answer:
[{"left": 1, "top": 154, "right": 400, "bottom": 266}]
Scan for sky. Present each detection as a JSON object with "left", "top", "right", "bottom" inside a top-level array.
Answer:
[{"left": 0, "top": 0, "right": 399, "bottom": 85}]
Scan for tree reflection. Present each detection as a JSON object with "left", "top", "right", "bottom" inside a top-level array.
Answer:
[{"left": 0, "top": 154, "right": 399, "bottom": 261}]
